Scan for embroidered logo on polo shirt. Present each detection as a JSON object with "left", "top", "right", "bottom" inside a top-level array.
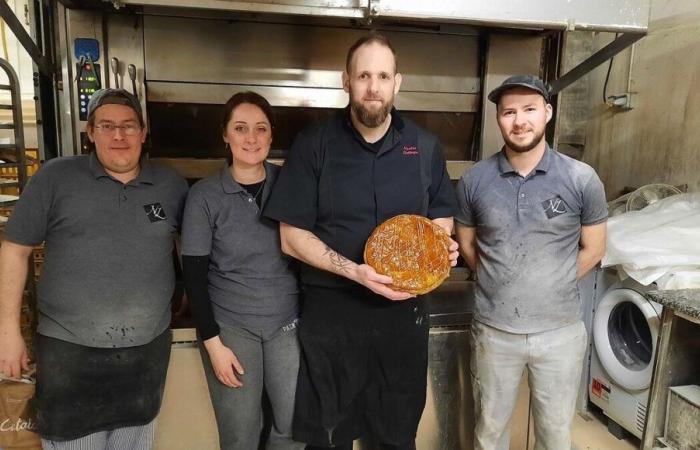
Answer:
[
  {"left": 542, "top": 196, "right": 568, "bottom": 219},
  {"left": 143, "top": 203, "right": 167, "bottom": 222},
  {"left": 403, "top": 145, "right": 419, "bottom": 155}
]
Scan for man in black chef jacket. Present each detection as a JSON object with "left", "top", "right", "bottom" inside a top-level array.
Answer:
[{"left": 264, "top": 32, "right": 459, "bottom": 450}]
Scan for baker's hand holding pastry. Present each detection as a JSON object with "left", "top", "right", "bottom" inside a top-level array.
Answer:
[
  {"left": 279, "top": 222, "right": 416, "bottom": 301},
  {"left": 279, "top": 216, "right": 455, "bottom": 301},
  {"left": 350, "top": 264, "right": 415, "bottom": 301},
  {"left": 432, "top": 217, "right": 459, "bottom": 267},
  {"left": 446, "top": 238, "right": 459, "bottom": 267}
]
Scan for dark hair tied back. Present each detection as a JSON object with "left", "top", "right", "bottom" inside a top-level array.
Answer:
[{"left": 221, "top": 91, "right": 275, "bottom": 165}]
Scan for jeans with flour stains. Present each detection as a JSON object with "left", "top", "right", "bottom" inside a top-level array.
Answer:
[{"left": 470, "top": 320, "right": 587, "bottom": 450}]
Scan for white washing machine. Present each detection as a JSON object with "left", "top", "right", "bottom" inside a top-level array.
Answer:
[{"left": 589, "top": 279, "right": 662, "bottom": 439}]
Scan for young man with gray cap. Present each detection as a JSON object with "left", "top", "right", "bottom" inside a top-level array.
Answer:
[
  {"left": 455, "top": 75, "right": 608, "bottom": 449},
  {"left": 0, "top": 89, "right": 188, "bottom": 449}
]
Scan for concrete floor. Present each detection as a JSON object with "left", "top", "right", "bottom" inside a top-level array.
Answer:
[
  {"left": 155, "top": 334, "right": 641, "bottom": 450},
  {"left": 571, "top": 411, "right": 638, "bottom": 450}
]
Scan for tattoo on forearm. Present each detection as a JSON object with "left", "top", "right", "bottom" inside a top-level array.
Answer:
[
  {"left": 308, "top": 234, "right": 352, "bottom": 273},
  {"left": 324, "top": 246, "right": 352, "bottom": 273}
]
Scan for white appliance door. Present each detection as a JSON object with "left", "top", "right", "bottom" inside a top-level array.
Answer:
[{"left": 593, "top": 287, "right": 661, "bottom": 391}]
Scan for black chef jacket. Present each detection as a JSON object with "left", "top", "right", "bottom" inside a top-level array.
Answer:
[{"left": 263, "top": 106, "right": 457, "bottom": 289}]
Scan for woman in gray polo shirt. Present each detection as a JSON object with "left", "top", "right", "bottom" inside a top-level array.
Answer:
[{"left": 181, "top": 92, "right": 302, "bottom": 450}]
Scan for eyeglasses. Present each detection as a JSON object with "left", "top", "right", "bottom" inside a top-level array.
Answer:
[{"left": 93, "top": 123, "right": 142, "bottom": 136}]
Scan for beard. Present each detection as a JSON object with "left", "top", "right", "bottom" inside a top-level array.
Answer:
[
  {"left": 349, "top": 89, "right": 393, "bottom": 128},
  {"left": 503, "top": 127, "right": 546, "bottom": 153}
]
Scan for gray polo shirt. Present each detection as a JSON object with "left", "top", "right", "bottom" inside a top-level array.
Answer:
[
  {"left": 456, "top": 146, "right": 608, "bottom": 333},
  {"left": 181, "top": 162, "right": 298, "bottom": 334},
  {"left": 5, "top": 153, "right": 188, "bottom": 347}
]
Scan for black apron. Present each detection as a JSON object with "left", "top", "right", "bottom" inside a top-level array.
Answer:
[
  {"left": 293, "top": 285, "right": 429, "bottom": 447},
  {"left": 34, "top": 328, "right": 171, "bottom": 441}
]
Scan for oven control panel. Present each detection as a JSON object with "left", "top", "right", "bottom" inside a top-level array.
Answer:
[{"left": 76, "top": 62, "right": 101, "bottom": 121}]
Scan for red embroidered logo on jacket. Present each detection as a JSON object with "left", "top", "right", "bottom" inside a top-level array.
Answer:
[{"left": 403, "top": 145, "right": 418, "bottom": 155}]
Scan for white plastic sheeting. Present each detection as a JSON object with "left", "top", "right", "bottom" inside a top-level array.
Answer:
[{"left": 601, "top": 193, "right": 700, "bottom": 289}]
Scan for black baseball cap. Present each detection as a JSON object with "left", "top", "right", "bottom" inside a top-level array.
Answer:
[
  {"left": 87, "top": 88, "right": 144, "bottom": 124},
  {"left": 487, "top": 74, "right": 550, "bottom": 104}
]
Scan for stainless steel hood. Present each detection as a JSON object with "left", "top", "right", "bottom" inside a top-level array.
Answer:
[
  {"left": 142, "top": 17, "right": 480, "bottom": 113},
  {"left": 111, "top": 0, "right": 650, "bottom": 33},
  {"left": 374, "top": 0, "right": 650, "bottom": 33}
]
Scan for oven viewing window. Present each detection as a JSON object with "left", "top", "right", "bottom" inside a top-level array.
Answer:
[{"left": 148, "top": 103, "right": 477, "bottom": 164}]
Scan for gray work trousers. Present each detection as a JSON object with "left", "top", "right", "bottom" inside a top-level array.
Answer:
[
  {"left": 41, "top": 419, "right": 155, "bottom": 450},
  {"left": 470, "top": 320, "right": 587, "bottom": 450},
  {"left": 200, "top": 320, "right": 304, "bottom": 450}
]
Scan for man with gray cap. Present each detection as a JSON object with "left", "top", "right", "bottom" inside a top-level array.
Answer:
[
  {"left": 455, "top": 75, "right": 607, "bottom": 449},
  {"left": 0, "top": 89, "right": 188, "bottom": 449}
]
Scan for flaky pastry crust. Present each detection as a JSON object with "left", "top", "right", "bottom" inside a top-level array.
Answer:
[{"left": 364, "top": 214, "right": 451, "bottom": 295}]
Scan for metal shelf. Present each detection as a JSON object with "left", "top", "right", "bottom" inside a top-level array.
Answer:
[
  {"left": 0, "top": 58, "right": 26, "bottom": 194},
  {"left": 0, "top": 194, "right": 19, "bottom": 205}
]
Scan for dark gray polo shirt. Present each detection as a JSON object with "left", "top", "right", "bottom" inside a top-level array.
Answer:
[
  {"left": 181, "top": 162, "right": 298, "bottom": 334},
  {"left": 5, "top": 153, "right": 188, "bottom": 347},
  {"left": 456, "top": 146, "right": 608, "bottom": 333}
]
